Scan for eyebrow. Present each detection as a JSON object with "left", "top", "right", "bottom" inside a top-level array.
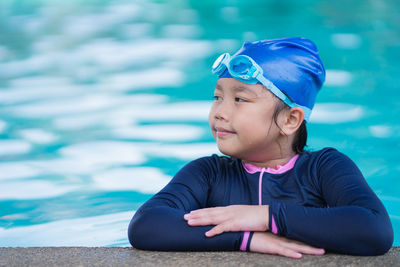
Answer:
[{"left": 215, "top": 83, "right": 258, "bottom": 97}]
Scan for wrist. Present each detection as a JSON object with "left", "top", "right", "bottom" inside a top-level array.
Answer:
[
  {"left": 249, "top": 232, "right": 258, "bottom": 252},
  {"left": 262, "top": 205, "right": 269, "bottom": 231},
  {"left": 249, "top": 232, "right": 266, "bottom": 252}
]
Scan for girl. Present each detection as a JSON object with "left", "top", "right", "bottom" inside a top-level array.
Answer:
[{"left": 128, "top": 37, "right": 393, "bottom": 258}]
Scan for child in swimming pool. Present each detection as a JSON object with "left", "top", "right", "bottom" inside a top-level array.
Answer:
[{"left": 128, "top": 37, "right": 393, "bottom": 257}]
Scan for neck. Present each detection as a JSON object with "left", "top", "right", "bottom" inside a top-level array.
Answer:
[{"left": 242, "top": 150, "right": 297, "bottom": 169}]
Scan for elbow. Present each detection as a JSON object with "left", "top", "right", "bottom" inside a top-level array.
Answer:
[
  {"left": 358, "top": 218, "right": 394, "bottom": 256},
  {"left": 128, "top": 206, "right": 179, "bottom": 251},
  {"left": 128, "top": 211, "right": 150, "bottom": 250},
  {"left": 128, "top": 207, "right": 171, "bottom": 250},
  {"left": 336, "top": 212, "right": 394, "bottom": 256},
  {"left": 127, "top": 214, "right": 139, "bottom": 248},
  {"left": 369, "top": 225, "right": 394, "bottom": 255}
]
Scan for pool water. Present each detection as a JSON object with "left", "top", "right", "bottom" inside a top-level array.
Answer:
[{"left": 0, "top": 0, "right": 399, "bottom": 247}]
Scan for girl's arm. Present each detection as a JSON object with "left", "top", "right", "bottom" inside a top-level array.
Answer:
[
  {"left": 128, "top": 156, "right": 245, "bottom": 251},
  {"left": 128, "top": 155, "right": 325, "bottom": 257},
  {"left": 185, "top": 149, "right": 393, "bottom": 255},
  {"left": 269, "top": 148, "right": 394, "bottom": 255}
]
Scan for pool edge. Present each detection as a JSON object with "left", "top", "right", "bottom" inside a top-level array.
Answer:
[{"left": 0, "top": 247, "right": 399, "bottom": 266}]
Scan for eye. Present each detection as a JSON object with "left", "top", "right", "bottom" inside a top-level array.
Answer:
[
  {"left": 213, "top": 95, "right": 222, "bottom": 101},
  {"left": 235, "top": 97, "right": 247, "bottom": 102}
]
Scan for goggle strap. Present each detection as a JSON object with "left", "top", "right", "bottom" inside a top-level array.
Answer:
[
  {"left": 257, "top": 75, "right": 287, "bottom": 101},
  {"left": 257, "top": 74, "right": 312, "bottom": 121}
]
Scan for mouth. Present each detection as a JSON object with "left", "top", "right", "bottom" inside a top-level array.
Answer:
[{"left": 215, "top": 127, "right": 235, "bottom": 137}]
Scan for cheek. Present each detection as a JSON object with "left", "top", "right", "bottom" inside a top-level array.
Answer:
[
  {"left": 208, "top": 106, "right": 216, "bottom": 138},
  {"left": 236, "top": 109, "right": 273, "bottom": 139},
  {"left": 237, "top": 107, "right": 268, "bottom": 126},
  {"left": 208, "top": 105, "right": 215, "bottom": 125}
]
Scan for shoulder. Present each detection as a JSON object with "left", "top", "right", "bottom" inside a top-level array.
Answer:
[
  {"left": 185, "top": 154, "right": 238, "bottom": 168},
  {"left": 300, "top": 147, "right": 363, "bottom": 180},
  {"left": 301, "top": 147, "right": 355, "bottom": 167},
  {"left": 302, "top": 147, "right": 342, "bottom": 158},
  {"left": 180, "top": 154, "right": 241, "bottom": 177}
]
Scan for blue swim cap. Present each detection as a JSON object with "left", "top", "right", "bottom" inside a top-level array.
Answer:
[{"left": 219, "top": 37, "right": 325, "bottom": 115}]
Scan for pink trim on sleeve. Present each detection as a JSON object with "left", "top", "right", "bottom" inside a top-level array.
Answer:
[
  {"left": 240, "top": 231, "right": 250, "bottom": 251},
  {"left": 271, "top": 215, "right": 278, "bottom": 234}
]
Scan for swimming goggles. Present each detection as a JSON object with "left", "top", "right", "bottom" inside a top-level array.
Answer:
[{"left": 212, "top": 53, "right": 311, "bottom": 121}]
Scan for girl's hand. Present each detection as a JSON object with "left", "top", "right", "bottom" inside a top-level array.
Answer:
[
  {"left": 250, "top": 232, "right": 325, "bottom": 259},
  {"left": 183, "top": 205, "right": 269, "bottom": 237}
]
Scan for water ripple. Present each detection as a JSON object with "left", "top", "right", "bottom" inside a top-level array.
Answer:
[
  {"left": 93, "top": 167, "right": 170, "bottom": 194},
  {"left": 0, "top": 140, "right": 32, "bottom": 156},
  {"left": 0, "top": 211, "right": 132, "bottom": 246},
  {"left": 310, "top": 103, "right": 363, "bottom": 123},
  {"left": 112, "top": 124, "right": 204, "bottom": 141}
]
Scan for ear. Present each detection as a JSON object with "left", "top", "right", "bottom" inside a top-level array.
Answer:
[{"left": 279, "top": 107, "right": 304, "bottom": 136}]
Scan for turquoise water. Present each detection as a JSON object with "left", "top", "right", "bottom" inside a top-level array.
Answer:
[{"left": 0, "top": 0, "right": 399, "bottom": 247}]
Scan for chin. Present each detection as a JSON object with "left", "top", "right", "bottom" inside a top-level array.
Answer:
[{"left": 217, "top": 144, "right": 239, "bottom": 158}]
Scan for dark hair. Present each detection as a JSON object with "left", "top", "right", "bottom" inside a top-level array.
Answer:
[{"left": 272, "top": 100, "right": 307, "bottom": 153}]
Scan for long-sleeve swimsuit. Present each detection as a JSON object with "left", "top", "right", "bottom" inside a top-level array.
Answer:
[{"left": 128, "top": 148, "right": 394, "bottom": 255}]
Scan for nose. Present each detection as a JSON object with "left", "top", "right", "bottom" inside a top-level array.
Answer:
[{"left": 212, "top": 100, "right": 230, "bottom": 121}]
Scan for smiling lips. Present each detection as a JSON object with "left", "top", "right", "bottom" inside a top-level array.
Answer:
[{"left": 215, "top": 127, "right": 235, "bottom": 137}]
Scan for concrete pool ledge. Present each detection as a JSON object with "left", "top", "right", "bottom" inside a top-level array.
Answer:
[{"left": 0, "top": 247, "right": 399, "bottom": 266}]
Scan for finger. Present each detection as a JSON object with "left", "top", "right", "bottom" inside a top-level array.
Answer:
[
  {"left": 189, "top": 207, "right": 218, "bottom": 216},
  {"left": 184, "top": 213, "right": 215, "bottom": 226},
  {"left": 186, "top": 209, "right": 228, "bottom": 226},
  {"left": 276, "top": 246, "right": 302, "bottom": 259},
  {"left": 183, "top": 212, "right": 208, "bottom": 221},
  {"left": 289, "top": 245, "right": 324, "bottom": 255},
  {"left": 185, "top": 208, "right": 216, "bottom": 221},
  {"left": 187, "top": 216, "right": 221, "bottom": 226},
  {"left": 282, "top": 241, "right": 325, "bottom": 255},
  {"left": 303, "top": 248, "right": 325, "bottom": 255},
  {"left": 205, "top": 224, "right": 226, "bottom": 237},
  {"left": 187, "top": 218, "right": 210, "bottom": 226}
]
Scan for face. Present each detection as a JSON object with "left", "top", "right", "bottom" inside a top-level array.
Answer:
[{"left": 208, "top": 78, "right": 282, "bottom": 163}]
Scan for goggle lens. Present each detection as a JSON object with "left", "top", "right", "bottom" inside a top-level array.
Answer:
[
  {"left": 230, "top": 62, "right": 250, "bottom": 75},
  {"left": 212, "top": 53, "right": 230, "bottom": 75}
]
